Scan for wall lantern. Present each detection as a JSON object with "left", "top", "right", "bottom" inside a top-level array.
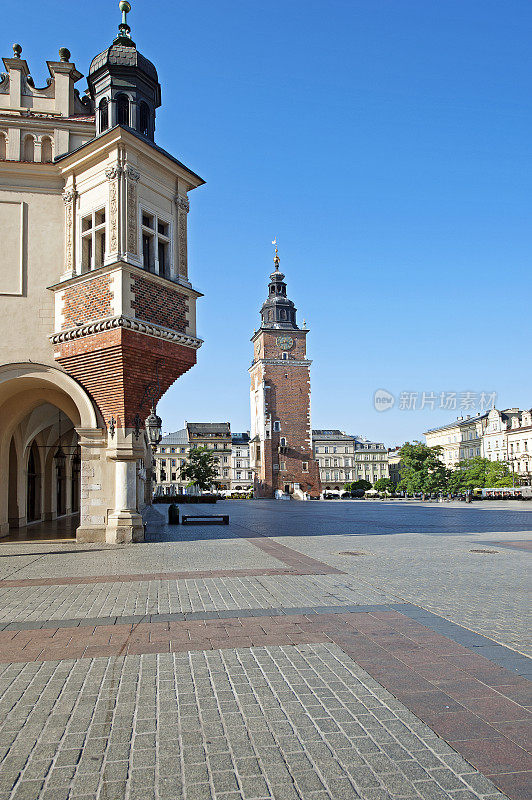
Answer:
[{"left": 145, "top": 405, "right": 162, "bottom": 451}]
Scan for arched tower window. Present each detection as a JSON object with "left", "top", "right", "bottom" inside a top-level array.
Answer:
[
  {"left": 116, "top": 94, "right": 129, "bottom": 127},
  {"left": 139, "top": 102, "right": 150, "bottom": 137},
  {"left": 99, "top": 98, "right": 109, "bottom": 132},
  {"left": 23, "top": 135, "right": 34, "bottom": 163},
  {"left": 0, "top": 132, "right": 6, "bottom": 160},
  {"left": 41, "top": 136, "right": 52, "bottom": 163}
]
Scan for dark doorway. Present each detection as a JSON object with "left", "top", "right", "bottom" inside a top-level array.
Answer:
[
  {"left": 56, "top": 465, "right": 66, "bottom": 517},
  {"left": 27, "top": 447, "right": 39, "bottom": 522}
]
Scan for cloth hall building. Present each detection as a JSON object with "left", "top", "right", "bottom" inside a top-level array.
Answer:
[{"left": 0, "top": 5, "right": 204, "bottom": 542}]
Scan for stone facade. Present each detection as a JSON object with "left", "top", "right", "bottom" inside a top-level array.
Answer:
[
  {"left": 0, "top": 9, "right": 205, "bottom": 542},
  {"left": 425, "top": 413, "right": 488, "bottom": 469},
  {"left": 313, "top": 430, "right": 389, "bottom": 490}
]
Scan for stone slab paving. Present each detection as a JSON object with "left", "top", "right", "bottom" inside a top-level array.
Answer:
[
  {"left": 0, "top": 645, "right": 513, "bottom": 800},
  {"left": 0, "top": 500, "right": 530, "bottom": 800}
]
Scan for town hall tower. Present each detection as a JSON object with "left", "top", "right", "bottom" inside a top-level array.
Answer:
[{"left": 249, "top": 247, "right": 320, "bottom": 499}]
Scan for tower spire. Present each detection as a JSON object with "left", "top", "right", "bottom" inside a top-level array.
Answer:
[{"left": 115, "top": 0, "right": 135, "bottom": 46}]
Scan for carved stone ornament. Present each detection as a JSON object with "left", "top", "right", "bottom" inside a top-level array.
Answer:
[
  {"left": 62, "top": 190, "right": 78, "bottom": 205},
  {"left": 108, "top": 181, "right": 118, "bottom": 253},
  {"left": 178, "top": 209, "right": 188, "bottom": 276},
  {"left": 175, "top": 194, "right": 189, "bottom": 213},
  {"left": 127, "top": 180, "right": 138, "bottom": 255},
  {"left": 105, "top": 164, "right": 123, "bottom": 181},
  {"left": 50, "top": 315, "right": 203, "bottom": 350},
  {"left": 124, "top": 165, "right": 140, "bottom": 182}
]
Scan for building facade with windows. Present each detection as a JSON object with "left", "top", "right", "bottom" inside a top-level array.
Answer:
[
  {"left": 154, "top": 423, "right": 233, "bottom": 494},
  {"left": 482, "top": 408, "right": 532, "bottom": 482},
  {"left": 0, "top": 6, "right": 204, "bottom": 542},
  {"left": 387, "top": 447, "right": 403, "bottom": 487},
  {"left": 231, "top": 432, "right": 254, "bottom": 492},
  {"left": 424, "top": 414, "right": 488, "bottom": 469},
  {"left": 312, "top": 430, "right": 389, "bottom": 490}
]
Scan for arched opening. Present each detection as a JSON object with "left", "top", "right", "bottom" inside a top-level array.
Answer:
[
  {"left": 116, "top": 94, "right": 129, "bottom": 127},
  {"left": 26, "top": 442, "right": 41, "bottom": 522},
  {"left": 0, "top": 133, "right": 6, "bottom": 160},
  {"left": 41, "top": 136, "right": 52, "bottom": 163},
  {"left": 99, "top": 98, "right": 109, "bottom": 132},
  {"left": 23, "top": 135, "right": 34, "bottom": 163},
  {"left": 8, "top": 439, "right": 18, "bottom": 527},
  {"left": 0, "top": 364, "right": 100, "bottom": 541},
  {"left": 139, "top": 101, "right": 150, "bottom": 137}
]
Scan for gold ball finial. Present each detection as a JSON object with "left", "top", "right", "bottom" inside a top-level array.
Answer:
[
  {"left": 12, "top": 43, "right": 22, "bottom": 58},
  {"left": 119, "top": 0, "right": 131, "bottom": 12}
]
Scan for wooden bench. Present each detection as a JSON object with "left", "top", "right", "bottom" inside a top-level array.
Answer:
[{"left": 181, "top": 514, "right": 229, "bottom": 525}]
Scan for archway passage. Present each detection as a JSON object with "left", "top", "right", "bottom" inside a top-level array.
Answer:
[
  {"left": 5, "top": 404, "right": 80, "bottom": 539},
  {"left": 0, "top": 363, "right": 100, "bottom": 542}
]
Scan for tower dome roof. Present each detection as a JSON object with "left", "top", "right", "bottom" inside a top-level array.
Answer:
[{"left": 89, "top": 43, "right": 158, "bottom": 83}]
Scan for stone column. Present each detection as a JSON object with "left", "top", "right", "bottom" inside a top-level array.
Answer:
[
  {"left": 62, "top": 189, "right": 78, "bottom": 278},
  {"left": 174, "top": 194, "right": 189, "bottom": 280},
  {"left": 106, "top": 455, "right": 144, "bottom": 543},
  {"left": 75, "top": 428, "right": 107, "bottom": 542}
]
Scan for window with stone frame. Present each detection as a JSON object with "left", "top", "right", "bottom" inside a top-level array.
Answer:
[
  {"left": 80, "top": 208, "right": 106, "bottom": 272},
  {"left": 141, "top": 211, "right": 171, "bottom": 277}
]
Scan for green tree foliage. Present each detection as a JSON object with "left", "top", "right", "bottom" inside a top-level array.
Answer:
[
  {"left": 373, "top": 477, "right": 396, "bottom": 494},
  {"left": 179, "top": 447, "right": 219, "bottom": 491},
  {"left": 352, "top": 479, "right": 372, "bottom": 491},
  {"left": 447, "top": 457, "right": 517, "bottom": 492},
  {"left": 398, "top": 441, "right": 448, "bottom": 495}
]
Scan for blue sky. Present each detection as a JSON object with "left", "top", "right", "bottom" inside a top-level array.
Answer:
[{"left": 5, "top": 1, "right": 531, "bottom": 445}]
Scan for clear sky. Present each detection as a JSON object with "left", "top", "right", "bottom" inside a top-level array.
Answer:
[{"left": 5, "top": 1, "right": 531, "bottom": 445}]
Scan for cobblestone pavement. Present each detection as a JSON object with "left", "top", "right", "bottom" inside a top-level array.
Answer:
[{"left": 0, "top": 500, "right": 530, "bottom": 800}]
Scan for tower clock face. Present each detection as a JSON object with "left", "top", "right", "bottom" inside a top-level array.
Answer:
[{"left": 276, "top": 336, "right": 294, "bottom": 351}]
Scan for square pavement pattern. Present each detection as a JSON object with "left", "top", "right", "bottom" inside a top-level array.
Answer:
[{"left": 0, "top": 499, "right": 530, "bottom": 800}]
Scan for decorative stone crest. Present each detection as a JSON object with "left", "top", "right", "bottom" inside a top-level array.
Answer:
[
  {"left": 124, "top": 165, "right": 140, "bottom": 182},
  {"left": 105, "top": 164, "right": 123, "bottom": 181},
  {"left": 175, "top": 194, "right": 189, "bottom": 213}
]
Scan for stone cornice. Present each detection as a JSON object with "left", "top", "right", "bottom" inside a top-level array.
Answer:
[
  {"left": 47, "top": 261, "right": 203, "bottom": 299},
  {"left": 50, "top": 314, "right": 203, "bottom": 350},
  {"left": 249, "top": 358, "right": 312, "bottom": 372}
]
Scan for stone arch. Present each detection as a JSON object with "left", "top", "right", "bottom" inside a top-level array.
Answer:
[
  {"left": 41, "top": 136, "right": 53, "bottom": 163},
  {"left": 23, "top": 134, "right": 34, "bottom": 162},
  {"left": 0, "top": 363, "right": 101, "bottom": 536}
]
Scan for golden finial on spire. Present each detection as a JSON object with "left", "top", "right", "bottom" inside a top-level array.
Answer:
[{"left": 272, "top": 237, "right": 280, "bottom": 269}]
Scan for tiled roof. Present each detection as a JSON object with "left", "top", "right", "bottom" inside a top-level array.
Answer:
[
  {"left": 160, "top": 429, "right": 187, "bottom": 444},
  {"left": 187, "top": 422, "right": 231, "bottom": 435}
]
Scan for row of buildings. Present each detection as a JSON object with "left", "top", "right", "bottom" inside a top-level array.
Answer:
[
  {"left": 424, "top": 408, "right": 532, "bottom": 479},
  {"left": 154, "top": 426, "right": 390, "bottom": 495}
]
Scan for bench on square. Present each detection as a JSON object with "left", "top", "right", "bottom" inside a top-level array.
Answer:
[{"left": 181, "top": 514, "right": 229, "bottom": 525}]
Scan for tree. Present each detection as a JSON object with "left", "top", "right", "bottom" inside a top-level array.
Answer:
[
  {"left": 179, "top": 447, "right": 219, "bottom": 491},
  {"left": 352, "top": 479, "right": 372, "bottom": 491},
  {"left": 447, "top": 457, "right": 518, "bottom": 493},
  {"left": 398, "top": 441, "right": 448, "bottom": 495},
  {"left": 373, "top": 478, "right": 396, "bottom": 494}
]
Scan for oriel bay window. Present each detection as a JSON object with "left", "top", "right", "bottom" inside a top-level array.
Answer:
[
  {"left": 141, "top": 211, "right": 171, "bottom": 277},
  {"left": 81, "top": 208, "right": 106, "bottom": 272}
]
